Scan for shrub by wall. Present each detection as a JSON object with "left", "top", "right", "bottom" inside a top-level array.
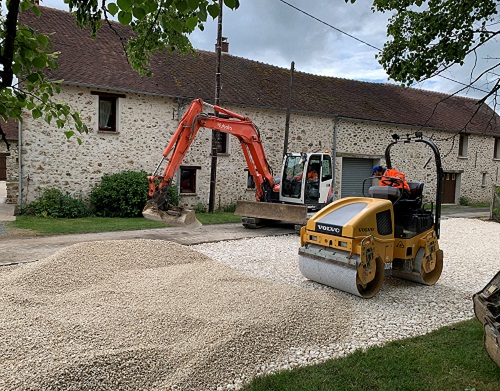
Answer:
[{"left": 18, "top": 188, "right": 89, "bottom": 218}]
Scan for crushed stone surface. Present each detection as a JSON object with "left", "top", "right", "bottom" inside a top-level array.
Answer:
[{"left": 1, "top": 218, "right": 499, "bottom": 390}]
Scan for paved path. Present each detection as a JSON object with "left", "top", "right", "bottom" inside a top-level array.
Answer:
[
  {"left": 0, "top": 203, "right": 491, "bottom": 266},
  {"left": 0, "top": 222, "right": 295, "bottom": 266}
]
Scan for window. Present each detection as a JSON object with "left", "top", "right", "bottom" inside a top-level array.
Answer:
[
  {"left": 247, "top": 172, "right": 255, "bottom": 189},
  {"left": 180, "top": 167, "right": 198, "bottom": 193},
  {"left": 458, "top": 134, "right": 468, "bottom": 157},
  {"left": 482, "top": 173, "right": 487, "bottom": 187},
  {"left": 321, "top": 155, "right": 333, "bottom": 181},
  {"left": 494, "top": 138, "right": 500, "bottom": 159},
  {"left": 99, "top": 97, "right": 116, "bottom": 131},
  {"left": 92, "top": 91, "right": 125, "bottom": 132},
  {"left": 216, "top": 132, "right": 228, "bottom": 154}
]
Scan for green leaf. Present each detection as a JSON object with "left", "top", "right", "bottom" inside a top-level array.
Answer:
[
  {"left": 36, "top": 34, "right": 49, "bottom": 47},
  {"left": 118, "top": 10, "right": 133, "bottom": 25},
  {"left": 186, "top": 16, "right": 198, "bottom": 30},
  {"left": 170, "top": 19, "right": 183, "bottom": 33},
  {"left": 207, "top": 4, "right": 220, "bottom": 18},
  {"left": 224, "top": 0, "right": 237, "bottom": 9},
  {"left": 187, "top": 0, "right": 200, "bottom": 10},
  {"left": 12, "top": 62, "right": 22, "bottom": 75},
  {"left": 64, "top": 130, "right": 75, "bottom": 139},
  {"left": 132, "top": 6, "right": 146, "bottom": 20},
  {"left": 26, "top": 73, "right": 41, "bottom": 83},
  {"left": 32, "top": 109, "right": 43, "bottom": 120},
  {"left": 32, "top": 56, "right": 47, "bottom": 70},
  {"left": 117, "top": 0, "right": 133, "bottom": 11},
  {"left": 32, "top": 5, "right": 41, "bottom": 16},
  {"left": 176, "top": 0, "right": 188, "bottom": 13},
  {"left": 107, "top": 3, "right": 119, "bottom": 16}
]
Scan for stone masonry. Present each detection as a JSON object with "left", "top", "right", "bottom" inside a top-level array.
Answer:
[{"left": 17, "top": 85, "right": 500, "bottom": 207}]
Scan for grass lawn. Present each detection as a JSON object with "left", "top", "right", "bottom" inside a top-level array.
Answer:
[
  {"left": 243, "top": 318, "right": 500, "bottom": 391},
  {"left": 7, "top": 212, "right": 242, "bottom": 236}
]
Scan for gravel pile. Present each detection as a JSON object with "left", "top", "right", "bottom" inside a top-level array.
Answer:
[{"left": 1, "top": 218, "right": 498, "bottom": 390}]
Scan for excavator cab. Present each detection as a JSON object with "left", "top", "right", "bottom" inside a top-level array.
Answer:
[{"left": 280, "top": 152, "right": 332, "bottom": 207}]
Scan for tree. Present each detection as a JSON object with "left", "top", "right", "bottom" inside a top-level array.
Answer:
[
  {"left": 0, "top": 0, "right": 239, "bottom": 148},
  {"left": 350, "top": 0, "right": 499, "bottom": 109}
]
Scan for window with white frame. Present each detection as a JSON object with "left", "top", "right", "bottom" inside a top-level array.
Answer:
[
  {"left": 92, "top": 91, "right": 125, "bottom": 132},
  {"left": 494, "top": 138, "right": 500, "bottom": 159},
  {"left": 458, "top": 134, "right": 468, "bottom": 157}
]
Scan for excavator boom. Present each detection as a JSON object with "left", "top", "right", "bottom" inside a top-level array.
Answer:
[{"left": 144, "top": 99, "right": 277, "bottom": 226}]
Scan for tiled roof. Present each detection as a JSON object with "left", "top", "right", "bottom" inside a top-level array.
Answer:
[{"left": 20, "top": 6, "right": 500, "bottom": 136}]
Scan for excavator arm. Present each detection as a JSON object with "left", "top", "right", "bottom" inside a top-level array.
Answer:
[{"left": 143, "top": 98, "right": 277, "bottom": 225}]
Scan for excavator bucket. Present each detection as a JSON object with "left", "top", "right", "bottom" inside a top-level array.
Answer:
[
  {"left": 234, "top": 200, "right": 308, "bottom": 226},
  {"left": 142, "top": 201, "right": 202, "bottom": 228},
  {"left": 473, "top": 271, "right": 500, "bottom": 367}
]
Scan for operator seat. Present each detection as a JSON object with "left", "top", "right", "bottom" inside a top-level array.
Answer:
[{"left": 396, "top": 181, "right": 424, "bottom": 210}]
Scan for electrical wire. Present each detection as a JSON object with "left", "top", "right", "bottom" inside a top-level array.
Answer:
[{"left": 276, "top": 0, "right": 496, "bottom": 95}]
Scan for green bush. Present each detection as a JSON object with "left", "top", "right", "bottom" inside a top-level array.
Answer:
[
  {"left": 18, "top": 188, "right": 89, "bottom": 218},
  {"left": 221, "top": 203, "right": 237, "bottom": 213},
  {"left": 89, "top": 170, "right": 149, "bottom": 217},
  {"left": 193, "top": 202, "right": 207, "bottom": 213},
  {"left": 89, "top": 171, "right": 179, "bottom": 217},
  {"left": 459, "top": 195, "right": 471, "bottom": 206}
]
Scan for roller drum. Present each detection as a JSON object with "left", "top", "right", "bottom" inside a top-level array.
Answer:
[
  {"left": 298, "top": 245, "right": 384, "bottom": 298},
  {"left": 392, "top": 247, "right": 443, "bottom": 285}
]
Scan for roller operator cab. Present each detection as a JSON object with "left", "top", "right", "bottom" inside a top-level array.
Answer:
[{"left": 299, "top": 133, "right": 444, "bottom": 298}]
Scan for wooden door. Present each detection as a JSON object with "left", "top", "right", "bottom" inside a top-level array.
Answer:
[
  {"left": 0, "top": 155, "right": 6, "bottom": 181},
  {"left": 442, "top": 172, "right": 456, "bottom": 204}
]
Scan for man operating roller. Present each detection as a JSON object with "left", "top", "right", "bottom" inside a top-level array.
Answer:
[{"left": 372, "top": 165, "right": 410, "bottom": 193}]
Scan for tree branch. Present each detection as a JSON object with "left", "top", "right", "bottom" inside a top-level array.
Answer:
[{"left": 0, "top": 0, "right": 21, "bottom": 88}]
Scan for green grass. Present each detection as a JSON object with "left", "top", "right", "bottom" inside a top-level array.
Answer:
[
  {"left": 243, "top": 318, "right": 500, "bottom": 391},
  {"left": 7, "top": 212, "right": 242, "bottom": 236}
]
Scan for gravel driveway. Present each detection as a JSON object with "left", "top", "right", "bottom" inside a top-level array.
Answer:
[{"left": 1, "top": 218, "right": 498, "bottom": 390}]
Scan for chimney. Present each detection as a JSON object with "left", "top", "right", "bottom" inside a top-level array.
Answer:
[{"left": 215, "top": 37, "right": 229, "bottom": 53}]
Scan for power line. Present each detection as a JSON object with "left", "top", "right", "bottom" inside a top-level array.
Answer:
[
  {"left": 277, "top": 0, "right": 381, "bottom": 51},
  {"left": 277, "top": 0, "right": 496, "bottom": 96}
]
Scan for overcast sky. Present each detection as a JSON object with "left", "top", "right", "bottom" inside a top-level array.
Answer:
[{"left": 40, "top": 0, "right": 498, "bottom": 107}]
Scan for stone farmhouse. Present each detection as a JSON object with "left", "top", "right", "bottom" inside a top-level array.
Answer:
[{"left": 5, "top": 6, "right": 499, "bottom": 209}]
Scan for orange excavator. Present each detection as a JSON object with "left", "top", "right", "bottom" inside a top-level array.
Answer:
[{"left": 143, "top": 98, "right": 334, "bottom": 227}]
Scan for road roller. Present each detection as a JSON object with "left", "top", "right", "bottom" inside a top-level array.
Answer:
[{"left": 298, "top": 133, "right": 444, "bottom": 298}]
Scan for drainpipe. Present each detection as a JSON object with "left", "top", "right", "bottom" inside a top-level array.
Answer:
[
  {"left": 17, "top": 119, "right": 22, "bottom": 206},
  {"left": 331, "top": 118, "right": 339, "bottom": 200}
]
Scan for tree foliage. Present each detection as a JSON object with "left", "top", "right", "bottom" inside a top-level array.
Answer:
[
  {"left": 349, "top": 0, "right": 499, "bottom": 106},
  {"left": 0, "top": 0, "right": 88, "bottom": 148},
  {"left": 0, "top": 0, "right": 239, "bottom": 147}
]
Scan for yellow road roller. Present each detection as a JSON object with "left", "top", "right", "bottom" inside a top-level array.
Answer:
[{"left": 298, "top": 133, "right": 444, "bottom": 298}]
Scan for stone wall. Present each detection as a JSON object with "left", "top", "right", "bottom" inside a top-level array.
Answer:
[
  {"left": 6, "top": 182, "right": 18, "bottom": 204},
  {"left": 0, "top": 138, "right": 19, "bottom": 182},
  {"left": 18, "top": 85, "right": 500, "bottom": 207}
]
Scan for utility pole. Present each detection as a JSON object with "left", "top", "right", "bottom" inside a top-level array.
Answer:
[
  {"left": 208, "top": 0, "right": 223, "bottom": 213},
  {"left": 283, "top": 61, "right": 294, "bottom": 157}
]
